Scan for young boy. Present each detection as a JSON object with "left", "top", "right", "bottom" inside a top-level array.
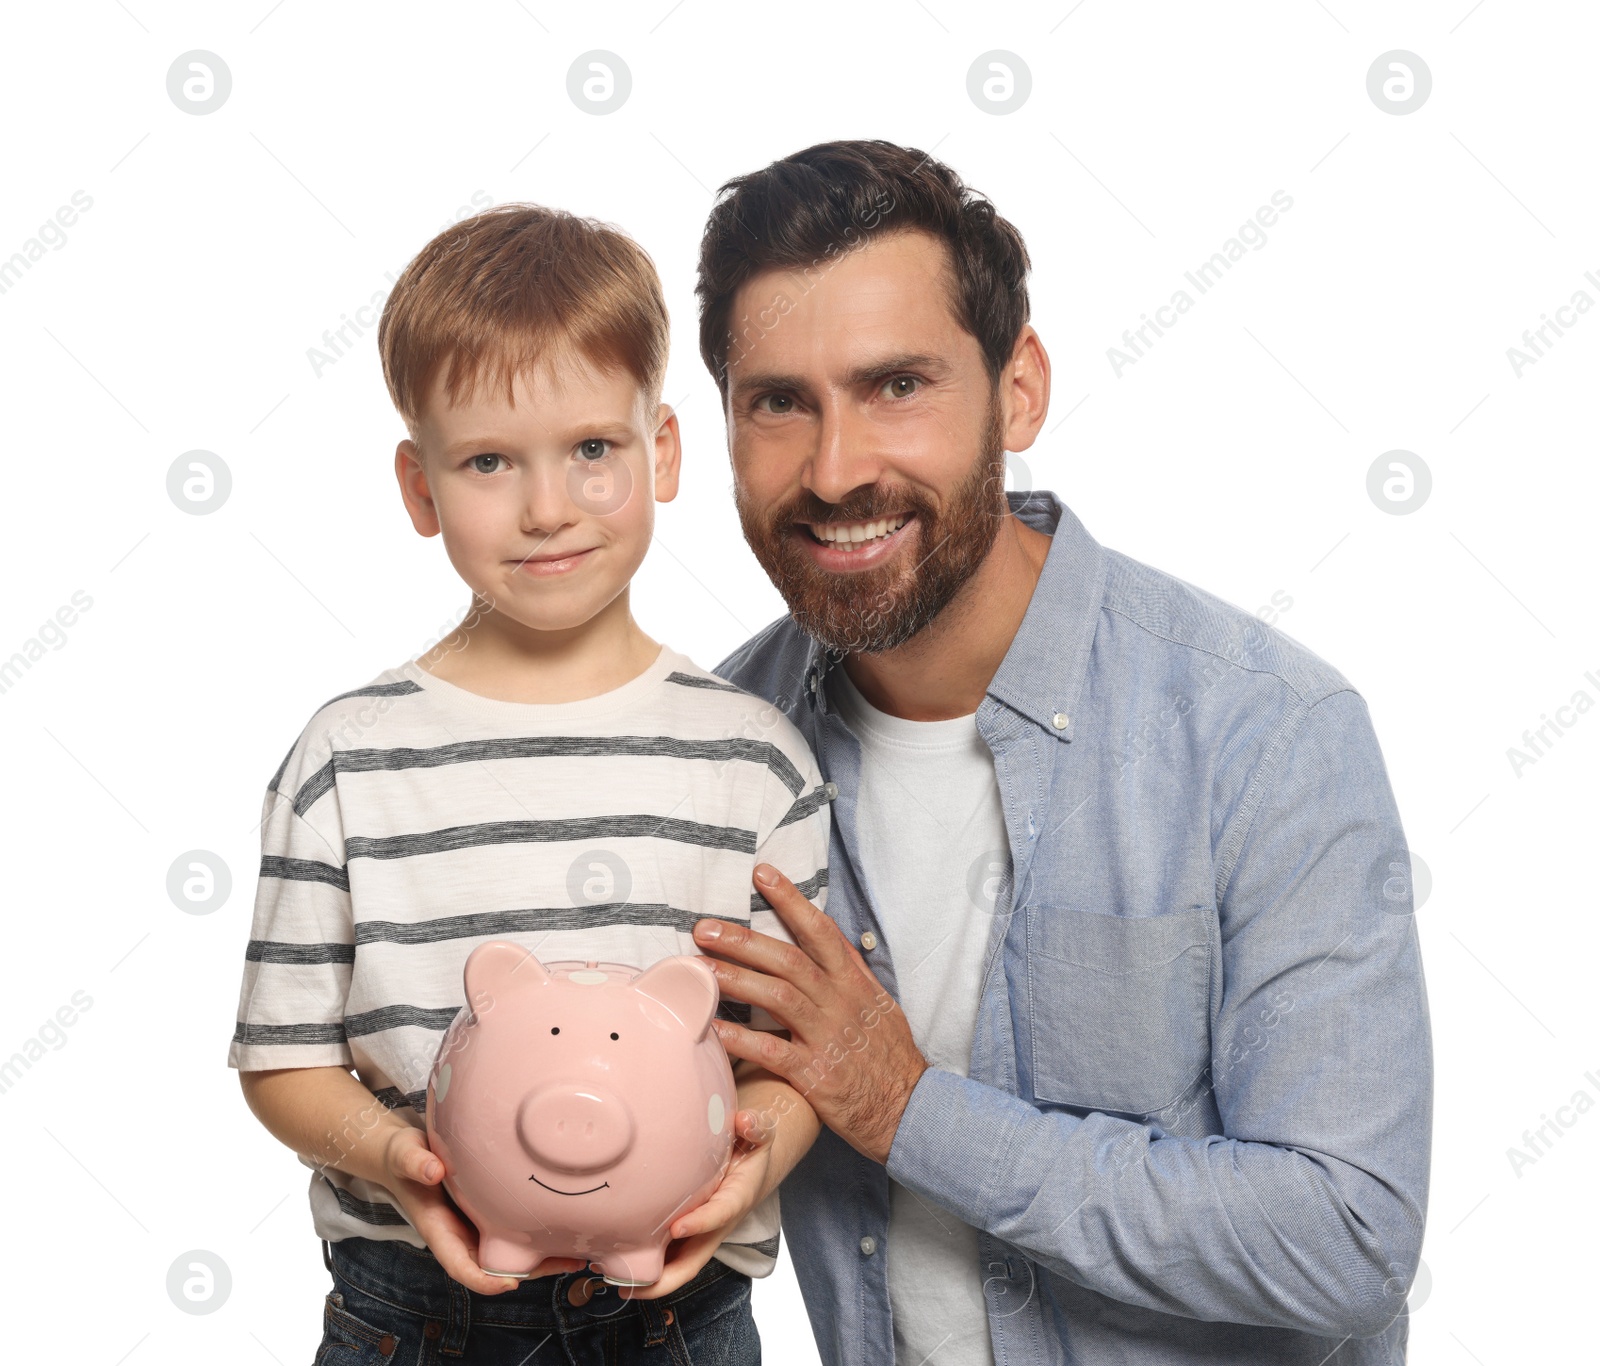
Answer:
[{"left": 228, "top": 204, "right": 831, "bottom": 1364}]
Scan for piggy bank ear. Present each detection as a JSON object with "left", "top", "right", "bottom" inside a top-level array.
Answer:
[
  {"left": 462, "top": 940, "right": 550, "bottom": 1016},
  {"left": 633, "top": 955, "right": 718, "bottom": 1040}
]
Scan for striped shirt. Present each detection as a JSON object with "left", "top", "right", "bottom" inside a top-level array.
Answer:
[{"left": 227, "top": 643, "right": 832, "bottom": 1278}]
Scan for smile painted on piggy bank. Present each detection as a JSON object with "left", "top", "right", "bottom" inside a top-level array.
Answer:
[{"left": 424, "top": 940, "right": 738, "bottom": 1286}]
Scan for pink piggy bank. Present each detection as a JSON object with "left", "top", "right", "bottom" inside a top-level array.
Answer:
[{"left": 424, "top": 940, "right": 738, "bottom": 1286}]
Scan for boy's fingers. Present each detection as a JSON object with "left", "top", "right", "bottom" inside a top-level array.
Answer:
[
  {"left": 671, "top": 1197, "right": 728, "bottom": 1240},
  {"left": 443, "top": 1240, "right": 518, "bottom": 1295},
  {"left": 734, "top": 1109, "right": 773, "bottom": 1145},
  {"left": 540, "top": 1257, "right": 590, "bottom": 1275},
  {"left": 405, "top": 1146, "right": 444, "bottom": 1183}
]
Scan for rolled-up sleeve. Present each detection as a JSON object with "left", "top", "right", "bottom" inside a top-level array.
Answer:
[
  {"left": 886, "top": 688, "right": 1433, "bottom": 1339},
  {"left": 228, "top": 743, "right": 357, "bottom": 1072}
]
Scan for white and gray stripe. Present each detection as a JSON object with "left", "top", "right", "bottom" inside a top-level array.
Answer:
[{"left": 230, "top": 645, "right": 832, "bottom": 1280}]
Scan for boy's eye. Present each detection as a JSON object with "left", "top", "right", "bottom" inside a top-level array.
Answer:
[
  {"left": 755, "top": 393, "right": 795, "bottom": 415},
  {"left": 577, "top": 438, "right": 613, "bottom": 460},
  {"left": 881, "top": 375, "right": 921, "bottom": 399},
  {"left": 469, "top": 453, "right": 506, "bottom": 474}
]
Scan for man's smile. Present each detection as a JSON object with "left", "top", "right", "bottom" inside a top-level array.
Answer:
[{"left": 794, "top": 513, "right": 917, "bottom": 572}]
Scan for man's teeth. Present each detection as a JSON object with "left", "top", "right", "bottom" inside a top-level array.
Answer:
[{"left": 811, "top": 515, "right": 907, "bottom": 547}]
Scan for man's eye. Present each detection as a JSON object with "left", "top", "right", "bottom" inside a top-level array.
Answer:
[
  {"left": 882, "top": 375, "right": 921, "bottom": 399},
  {"left": 756, "top": 393, "right": 795, "bottom": 415},
  {"left": 470, "top": 454, "right": 506, "bottom": 474},
  {"left": 577, "top": 438, "right": 611, "bottom": 460}
]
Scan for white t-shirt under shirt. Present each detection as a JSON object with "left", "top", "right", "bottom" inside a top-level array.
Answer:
[
  {"left": 228, "top": 643, "right": 832, "bottom": 1278},
  {"left": 829, "top": 662, "right": 1004, "bottom": 1366}
]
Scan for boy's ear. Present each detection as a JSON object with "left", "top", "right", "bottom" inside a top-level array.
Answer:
[
  {"left": 652, "top": 404, "right": 682, "bottom": 504},
  {"left": 395, "top": 439, "right": 442, "bottom": 536}
]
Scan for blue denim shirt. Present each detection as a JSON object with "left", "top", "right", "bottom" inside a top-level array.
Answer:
[{"left": 713, "top": 490, "right": 1431, "bottom": 1366}]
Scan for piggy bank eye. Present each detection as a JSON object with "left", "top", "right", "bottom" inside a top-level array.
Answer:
[
  {"left": 610, "top": 1032, "right": 619, "bottom": 1041},
  {"left": 550, "top": 1026, "right": 560, "bottom": 1035}
]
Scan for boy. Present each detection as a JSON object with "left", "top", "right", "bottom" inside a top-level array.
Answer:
[{"left": 229, "top": 204, "right": 831, "bottom": 1364}]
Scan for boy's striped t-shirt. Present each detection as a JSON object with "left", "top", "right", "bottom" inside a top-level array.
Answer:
[{"left": 227, "top": 643, "right": 832, "bottom": 1278}]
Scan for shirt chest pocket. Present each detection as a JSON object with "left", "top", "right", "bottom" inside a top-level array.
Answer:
[{"left": 1024, "top": 904, "right": 1214, "bottom": 1116}]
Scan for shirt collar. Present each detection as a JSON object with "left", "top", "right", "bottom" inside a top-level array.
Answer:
[{"left": 802, "top": 488, "right": 1106, "bottom": 743}]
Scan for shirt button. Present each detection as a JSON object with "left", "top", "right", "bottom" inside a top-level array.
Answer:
[
  {"left": 808, "top": 673, "right": 819, "bottom": 693},
  {"left": 823, "top": 781, "right": 839, "bottom": 800},
  {"left": 859, "top": 1235, "right": 877, "bottom": 1255},
  {"left": 860, "top": 931, "right": 878, "bottom": 951},
  {"left": 1051, "top": 712, "right": 1069, "bottom": 730}
]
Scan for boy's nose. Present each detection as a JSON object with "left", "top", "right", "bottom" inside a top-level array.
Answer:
[{"left": 518, "top": 463, "right": 582, "bottom": 534}]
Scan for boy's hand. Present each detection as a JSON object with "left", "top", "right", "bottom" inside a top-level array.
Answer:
[
  {"left": 609, "top": 1105, "right": 778, "bottom": 1300},
  {"left": 378, "top": 1126, "right": 590, "bottom": 1294}
]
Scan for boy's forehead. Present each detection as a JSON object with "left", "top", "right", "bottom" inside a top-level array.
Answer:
[{"left": 417, "top": 351, "right": 649, "bottom": 444}]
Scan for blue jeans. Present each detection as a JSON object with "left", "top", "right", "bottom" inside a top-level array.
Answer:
[{"left": 315, "top": 1236, "right": 759, "bottom": 1365}]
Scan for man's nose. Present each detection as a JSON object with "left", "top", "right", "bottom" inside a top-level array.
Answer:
[{"left": 804, "top": 400, "right": 885, "bottom": 507}]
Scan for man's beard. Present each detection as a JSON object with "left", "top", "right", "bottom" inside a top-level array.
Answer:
[{"left": 735, "top": 393, "right": 1009, "bottom": 656}]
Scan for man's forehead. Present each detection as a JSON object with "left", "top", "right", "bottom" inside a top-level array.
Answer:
[
  {"left": 726, "top": 231, "right": 964, "bottom": 385},
  {"left": 733, "top": 227, "right": 951, "bottom": 315}
]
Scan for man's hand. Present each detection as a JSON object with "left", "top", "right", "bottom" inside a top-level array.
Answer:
[
  {"left": 608, "top": 1103, "right": 779, "bottom": 1299},
  {"left": 379, "top": 1127, "right": 590, "bottom": 1294},
  {"left": 692, "top": 864, "right": 929, "bottom": 1165}
]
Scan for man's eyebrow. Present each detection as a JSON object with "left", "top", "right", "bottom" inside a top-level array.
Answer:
[
  {"left": 730, "top": 353, "right": 949, "bottom": 399},
  {"left": 844, "top": 353, "right": 949, "bottom": 386},
  {"left": 728, "top": 371, "right": 808, "bottom": 400}
]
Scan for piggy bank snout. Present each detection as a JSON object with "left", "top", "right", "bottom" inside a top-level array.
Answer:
[{"left": 517, "top": 1085, "right": 635, "bottom": 1172}]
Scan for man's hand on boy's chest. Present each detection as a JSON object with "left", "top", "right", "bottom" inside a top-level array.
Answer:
[{"left": 693, "top": 862, "right": 931, "bottom": 1167}]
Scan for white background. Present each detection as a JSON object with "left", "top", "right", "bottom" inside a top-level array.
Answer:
[{"left": 1, "top": 1, "right": 1595, "bottom": 1361}]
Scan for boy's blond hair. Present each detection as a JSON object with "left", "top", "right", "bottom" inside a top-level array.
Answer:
[{"left": 378, "top": 203, "right": 670, "bottom": 439}]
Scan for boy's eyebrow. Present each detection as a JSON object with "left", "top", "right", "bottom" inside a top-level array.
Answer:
[
  {"left": 441, "top": 436, "right": 511, "bottom": 457},
  {"left": 730, "top": 352, "right": 949, "bottom": 401},
  {"left": 439, "top": 421, "right": 637, "bottom": 457}
]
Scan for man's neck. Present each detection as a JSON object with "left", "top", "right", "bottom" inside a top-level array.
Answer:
[
  {"left": 416, "top": 590, "right": 661, "bottom": 705},
  {"left": 841, "top": 514, "right": 1052, "bottom": 721}
]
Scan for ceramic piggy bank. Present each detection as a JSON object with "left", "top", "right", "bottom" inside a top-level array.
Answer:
[{"left": 424, "top": 940, "right": 738, "bottom": 1286}]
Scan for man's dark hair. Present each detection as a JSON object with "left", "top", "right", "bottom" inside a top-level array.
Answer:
[{"left": 695, "top": 139, "right": 1032, "bottom": 398}]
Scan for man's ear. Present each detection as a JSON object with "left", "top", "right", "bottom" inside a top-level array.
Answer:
[
  {"left": 999, "top": 325, "right": 1051, "bottom": 456},
  {"left": 395, "top": 439, "right": 442, "bottom": 536},
  {"left": 652, "top": 403, "right": 682, "bottom": 503}
]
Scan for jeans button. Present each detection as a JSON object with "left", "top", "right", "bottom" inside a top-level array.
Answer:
[
  {"left": 663, "top": 1308, "right": 676, "bottom": 1326},
  {"left": 424, "top": 1320, "right": 442, "bottom": 1340},
  {"left": 377, "top": 1334, "right": 396, "bottom": 1356},
  {"left": 567, "top": 1275, "right": 599, "bottom": 1307}
]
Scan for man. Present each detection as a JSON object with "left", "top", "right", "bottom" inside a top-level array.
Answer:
[{"left": 685, "top": 139, "right": 1431, "bottom": 1366}]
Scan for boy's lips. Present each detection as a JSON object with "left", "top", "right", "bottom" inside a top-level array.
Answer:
[{"left": 511, "top": 547, "right": 596, "bottom": 575}]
